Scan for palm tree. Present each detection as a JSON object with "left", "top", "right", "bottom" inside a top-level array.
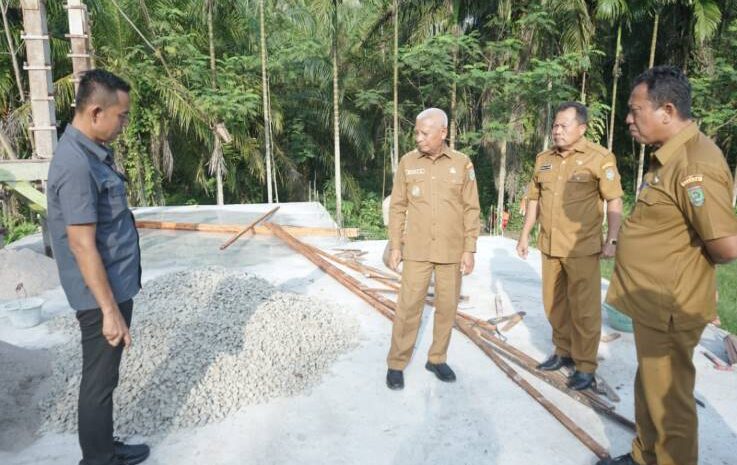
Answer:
[
  {"left": 596, "top": 0, "right": 630, "bottom": 152},
  {"left": 260, "top": 0, "right": 274, "bottom": 203},
  {"left": 332, "top": 0, "right": 343, "bottom": 226}
]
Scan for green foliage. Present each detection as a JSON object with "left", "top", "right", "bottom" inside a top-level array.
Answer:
[{"left": 1, "top": 215, "right": 39, "bottom": 245}]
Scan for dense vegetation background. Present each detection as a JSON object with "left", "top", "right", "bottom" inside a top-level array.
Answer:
[{"left": 1, "top": 1, "right": 736, "bottom": 328}]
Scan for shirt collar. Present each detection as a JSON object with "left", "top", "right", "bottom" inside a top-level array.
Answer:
[
  {"left": 554, "top": 137, "right": 587, "bottom": 157},
  {"left": 65, "top": 125, "right": 114, "bottom": 163},
  {"left": 417, "top": 144, "right": 453, "bottom": 160},
  {"left": 652, "top": 122, "right": 699, "bottom": 166}
]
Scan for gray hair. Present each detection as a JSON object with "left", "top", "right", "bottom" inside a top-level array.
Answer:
[{"left": 416, "top": 108, "right": 448, "bottom": 128}]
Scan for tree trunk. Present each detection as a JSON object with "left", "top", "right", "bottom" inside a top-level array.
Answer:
[
  {"left": 636, "top": 13, "right": 659, "bottom": 197},
  {"left": 607, "top": 23, "right": 622, "bottom": 152},
  {"left": 260, "top": 0, "right": 273, "bottom": 203},
  {"left": 332, "top": 0, "right": 343, "bottom": 226},
  {"left": 391, "top": 0, "right": 399, "bottom": 174},
  {"left": 1, "top": 0, "right": 24, "bottom": 102},
  {"left": 449, "top": 24, "right": 459, "bottom": 151},
  {"left": 580, "top": 70, "right": 587, "bottom": 104},
  {"left": 543, "top": 80, "right": 552, "bottom": 151},
  {"left": 495, "top": 138, "right": 508, "bottom": 236},
  {"left": 207, "top": 0, "right": 224, "bottom": 205}
]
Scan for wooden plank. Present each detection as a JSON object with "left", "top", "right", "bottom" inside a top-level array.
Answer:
[
  {"left": 219, "top": 206, "right": 280, "bottom": 250},
  {"left": 3, "top": 180, "right": 47, "bottom": 212},
  {"left": 135, "top": 219, "right": 359, "bottom": 237},
  {"left": 0, "top": 160, "right": 51, "bottom": 181}
]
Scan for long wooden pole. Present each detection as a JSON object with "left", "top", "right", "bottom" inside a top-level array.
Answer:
[
  {"left": 135, "top": 220, "right": 359, "bottom": 237},
  {"left": 456, "top": 318, "right": 611, "bottom": 460},
  {"left": 219, "top": 206, "right": 279, "bottom": 250},
  {"left": 268, "top": 224, "right": 615, "bottom": 459}
]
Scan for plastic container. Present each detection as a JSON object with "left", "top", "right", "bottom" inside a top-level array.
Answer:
[
  {"left": 603, "top": 302, "right": 633, "bottom": 333},
  {"left": 0, "top": 297, "right": 44, "bottom": 329}
]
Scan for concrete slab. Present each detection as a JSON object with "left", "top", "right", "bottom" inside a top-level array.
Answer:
[{"left": 1, "top": 205, "right": 735, "bottom": 465}]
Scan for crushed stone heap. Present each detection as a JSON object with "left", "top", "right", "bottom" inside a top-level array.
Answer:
[{"left": 41, "top": 266, "right": 359, "bottom": 436}]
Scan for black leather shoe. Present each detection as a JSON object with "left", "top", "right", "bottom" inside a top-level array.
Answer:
[
  {"left": 567, "top": 370, "right": 595, "bottom": 391},
  {"left": 114, "top": 440, "right": 150, "bottom": 465},
  {"left": 386, "top": 369, "right": 404, "bottom": 390},
  {"left": 595, "top": 453, "right": 637, "bottom": 465},
  {"left": 425, "top": 362, "right": 456, "bottom": 382},
  {"left": 536, "top": 354, "right": 574, "bottom": 371}
]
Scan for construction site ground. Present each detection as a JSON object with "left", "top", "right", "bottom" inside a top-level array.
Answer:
[{"left": 1, "top": 203, "right": 735, "bottom": 465}]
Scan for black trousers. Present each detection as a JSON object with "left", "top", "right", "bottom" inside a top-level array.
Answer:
[{"left": 76, "top": 300, "right": 133, "bottom": 465}]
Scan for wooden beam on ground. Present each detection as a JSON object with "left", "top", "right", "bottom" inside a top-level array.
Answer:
[
  {"left": 134, "top": 219, "right": 359, "bottom": 238},
  {"left": 219, "top": 206, "right": 280, "bottom": 250},
  {"left": 0, "top": 160, "right": 50, "bottom": 182},
  {"left": 267, "top": 224, "right": 617, "bottom": 459},
  {"left": 457, "top": 318, "right": 611, "bottom": 460}
]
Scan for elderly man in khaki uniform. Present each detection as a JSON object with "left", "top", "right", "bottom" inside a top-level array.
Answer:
[
  {"left": 385, "top": 108, "right": 480, "bottom": 390},
  {"left": 517, "top": 102, "right": 624, "bottom": 391},
  {"left": 600, "top": 67, "right": 737, "bottom": 465}
]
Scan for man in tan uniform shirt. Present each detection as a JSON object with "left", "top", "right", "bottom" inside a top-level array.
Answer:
[
  {"left": 385, "top": 108, "right": 480, "bottom": 390},
  {"left": 517, "top": 102, "right": 624, "bottom": 391},
  {"left": 600, "top": 67, "right": 737, "bottom": 465}
]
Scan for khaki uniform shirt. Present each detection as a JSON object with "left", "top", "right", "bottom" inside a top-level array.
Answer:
[
  {"left": 389, "top": 146, "right": 480, "bottom": 263},
  {"left": 527, "top": 138, "right": 624, "bottom": 257},
  {"left": 607, "top": 123, "right": 737, "bottom": 331}
]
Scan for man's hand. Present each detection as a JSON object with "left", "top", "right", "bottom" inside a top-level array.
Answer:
[
  {"left": 101, "top": 305, "right": 131, "bottom": 348},
  {"left": 461, "top": 252, "right": 475, "bottom": 275},
  {"left": 516, "top": 236, "right": 529, "bottom": 260},
  {"left": 601, "top": 242, "right": 617, "bottom": 259},
  {"left": 388, "top": 249, "right": 402, "bottom": 271}
]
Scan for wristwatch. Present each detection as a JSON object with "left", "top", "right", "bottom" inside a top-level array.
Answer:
[{"left": 607, "top": 238, "right": 618, "bottom": 246}]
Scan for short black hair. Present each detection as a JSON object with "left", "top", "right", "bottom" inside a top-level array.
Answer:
[
  {"left": 631, "top": 65, "right": 691, "bottom": 119},
  {"left": 75, "top": 69, "right": 131, "bottom": 113},
  {"left": 555, "top": 101, "right": 588, "bottom": 125}
]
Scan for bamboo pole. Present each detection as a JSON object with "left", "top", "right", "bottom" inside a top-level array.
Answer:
[
  {"left": 265, "top": 222, "right": 395, "bottom": 319},
  {"left": 456, "top": 318, "right": 611, "bottom": 460},
  {"left": 219, "top": 206, "right": 279, "bottom": 250},
  {"left": 135, "top": 220, "right": 359, "bottom": 237},
  {"left": 268, "top": 224, "right": 615, "bottom": 459}
]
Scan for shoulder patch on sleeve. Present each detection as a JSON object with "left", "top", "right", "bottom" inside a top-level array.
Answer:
[
  {"left": 687, "top": 185, "right": 705, "bottom": 207},
  {"left": 680, "top": 175, "right": 703, "bottom": 187}
]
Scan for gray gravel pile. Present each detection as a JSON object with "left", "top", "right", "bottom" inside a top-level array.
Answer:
[
  {"left": 0, "top": 247, "right": 60, "bottom": 299},
  {"left": 41, "top": 266, "right": 359, "bottom": 435}
]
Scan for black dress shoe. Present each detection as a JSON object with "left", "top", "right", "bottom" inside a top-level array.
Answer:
[
  {"left": 114, "top": 440, "right": 150, "bottom": 465},
  {"left": 536, "top": 354, "right": 574, "bottom": 371},
  {"left": 567, "top": 370, "right": 595, "bottom": 391},
  {"left": 595, "top": 453, "right": 637, "bottom": 465},
  {"left": 425, "top": 362, "right": 456, "bottom": 382},
  {"left": 386, "top": 369, "right": 404, "bottom": 390}
]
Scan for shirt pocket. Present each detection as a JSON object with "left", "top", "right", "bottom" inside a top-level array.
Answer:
[
  {"left": 443, "top": 173, "right": 464, "bottom": 199},
  {"left": 537, "top": 172, "right": 556, "bottom": 193},
  {"left": 632, "top": 186, "right": 672, "bottom": 224},
  {"left": 100, "top": 177, "right": 129, "bottom": 220},
  {"left": 565, "top": 171, "right": 596, "bottom": 197},
  {"left": 406, "top": 177, "right": 426, "bottom": 201}
]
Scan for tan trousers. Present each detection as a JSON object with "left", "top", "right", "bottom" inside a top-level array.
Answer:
[
  {"left": 631, "top": 321, "right": 705, "bottom": 465},
  {"left": 541, "top": 253, "right": 601, "bottom": 373},
  {"left": 387, "top": 260, "right": 461, "bottom": 370}
]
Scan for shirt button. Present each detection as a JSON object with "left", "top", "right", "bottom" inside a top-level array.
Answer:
[
  {"left": 562, "top": 161, "right": 566, "bottom": 164},
  {"left": 558, "top": 176, "right": 562, "bottom": 180},
  {"left": 432, "top": 176, "right": 436, "bottom": 179}
]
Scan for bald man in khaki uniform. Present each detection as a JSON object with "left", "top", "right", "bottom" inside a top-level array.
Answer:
[
  {"left": 600, "top": 67, "right": 737, "bottom": 465},
  {"left": 385, "top": 108, "right": 480, "bottom": 390},
  {"left": 517, "top": 102, "right": 624, "bottom": 391}
]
